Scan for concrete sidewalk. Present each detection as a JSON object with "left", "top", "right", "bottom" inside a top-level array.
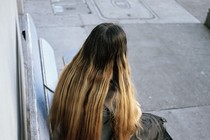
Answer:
[{"left": 24, "top": 0, "right": 210, "bottom": 139}]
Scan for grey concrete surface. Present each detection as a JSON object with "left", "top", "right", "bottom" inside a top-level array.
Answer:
[
  {"left": 24, "top": 0, "right": 210, "bottom": 139},
  {"left": 123, "top": 24, "right": 210, "bottom": 112},
  {"left": 175, "top": 0, "right": 210, "bottom": 23},
  {"left": 151, "top": 105, "right": 210, "bottom": 139}
]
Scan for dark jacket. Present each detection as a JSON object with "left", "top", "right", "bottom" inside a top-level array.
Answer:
[{"left": 102, "top": 111, "right": 173, "bottom": 140}]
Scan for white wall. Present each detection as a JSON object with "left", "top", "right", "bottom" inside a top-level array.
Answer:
[{"left": 0, "top": 0, "right": 23, "bottom": 139}]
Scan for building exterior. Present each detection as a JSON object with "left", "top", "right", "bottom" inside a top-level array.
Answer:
[{"left": 0, "top": 0, "right": 26, "bottom": 139}]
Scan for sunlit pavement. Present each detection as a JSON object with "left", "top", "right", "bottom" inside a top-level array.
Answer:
[{"left": 24, "top": 0, "right": 210, "bottom": 139}]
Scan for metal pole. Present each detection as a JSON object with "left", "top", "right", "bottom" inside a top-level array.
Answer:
[{"left": 204, "top": 9, "right": 210, "bottom": 29}]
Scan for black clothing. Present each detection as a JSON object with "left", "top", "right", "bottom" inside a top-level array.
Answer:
[{"left": 102, "top": 110, "right": 173, "bottom": 140}]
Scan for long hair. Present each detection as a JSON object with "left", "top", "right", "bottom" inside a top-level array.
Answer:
[{"left": 49, "top": 23, "right": 142, "bottom": 140}]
